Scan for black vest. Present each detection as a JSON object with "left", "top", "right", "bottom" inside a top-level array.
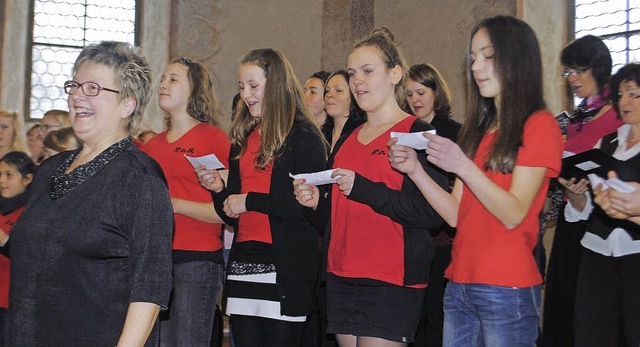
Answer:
[{"left": 588, "top": 132, "right": 640, "bottom": 240}]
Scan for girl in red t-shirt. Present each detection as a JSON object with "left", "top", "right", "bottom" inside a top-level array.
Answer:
[
  {"left": 0, "top": 152, "right": 36, "bottom": 346},
  {"left": 143, "top": 57, "right": 231, "bottom": 347},
  {"left": 294, "top": 28, "right": 447, "bottom": 346},
  {"left": 389, "top": 16, "right": 563, "bottom": 346}
]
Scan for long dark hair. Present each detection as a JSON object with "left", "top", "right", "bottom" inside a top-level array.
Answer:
[{"left": 458, "top": 15, "right": 546, "bottom": 173}]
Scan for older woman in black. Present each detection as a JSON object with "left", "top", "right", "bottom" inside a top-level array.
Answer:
[{"left": 4, "top": 41, "right": 173, "bottom": 346}]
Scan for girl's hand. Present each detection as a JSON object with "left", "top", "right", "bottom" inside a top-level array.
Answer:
[
  {"left": 388, "top": 138, "right": 420, "bottom": 175},
  {"left": 423, "top": 132, "right": 471, "bottom": 175},
  {"left": 333, "top": 169, "right": 356, "bottom": 197},
  {"left": 224, "top": 194, "right": 247, "bottom": 218},
  {"left": 195, "top": 165, "right": 224, "bottom": 192},
  {"left": 293, "top": 178, "right": 319, "bottom": 209}
]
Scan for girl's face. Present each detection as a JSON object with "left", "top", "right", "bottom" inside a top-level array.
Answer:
[
  {"left": 0, "top": 162, "right": 32, "bottom": 199},
  {"left": 304, "top": 77, "right": 326, "bottom": 118},
  {"left": 238, "top": 64, "right": 267, "bottom": 119},
  {"left": 347, "top": 46, "right": 401, "bottom": 113},
  {"left": 0, "top": 116, "right": 15, "bottom": 150},
  {"left": 405, "top": 78, "right": 436, "bottom": 120},
  {"left": 471, "top": 27, "right": 501, "bottom": 100},
  {"left": 159, "top": 63, "right": 191, "bottom": 115},
  {"left": 324, "top": 75, "right": 352, "bottom": 119}
]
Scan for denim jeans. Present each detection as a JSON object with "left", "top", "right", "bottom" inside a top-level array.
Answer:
[
  {"left": 443, "top": 281, "right": 541, "bottom": 347},
  {"left": 160, "top": 260, "right": 224, "bottom": 347}
]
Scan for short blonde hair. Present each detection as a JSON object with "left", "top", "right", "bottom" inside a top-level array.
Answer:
[{"left": 73, "top": 41, "right": 151, "bottom": 134}]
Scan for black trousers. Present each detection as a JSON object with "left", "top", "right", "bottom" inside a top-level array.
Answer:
[
  {"left": 541, "top": 215, "right": 586, "bottom": 347},
  {"left": 574, "top": 249, "right": 640, "bottom": 347}
]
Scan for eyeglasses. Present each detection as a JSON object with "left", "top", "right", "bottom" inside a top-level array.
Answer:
[
  {"left": 39, "top": 124, "right": 62, "bottom": 132},
  {"left": 561, "top": 66, "right": 591, "bottom": 79},
  {"left": 64, "top": 80, "right": 120, "bottom": 96},
  {"left": 617, "top": 89, "right": 640, "bottom": 101}
]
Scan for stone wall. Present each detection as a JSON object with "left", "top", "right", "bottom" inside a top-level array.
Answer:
[{"left": 0, "top": 0, "right": 570, "bottom": 133}]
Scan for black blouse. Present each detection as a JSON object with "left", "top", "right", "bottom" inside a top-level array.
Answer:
[{"left": 8, "top": 138, "right": 173, "bottom": 346}]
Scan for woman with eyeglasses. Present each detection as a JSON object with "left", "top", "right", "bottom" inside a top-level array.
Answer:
[
  {"left": 38, "top": 109, "right": 71, "bottom": 139},
  {"left": 542, "top": 35, "right": 623, "bottom": 347},
  {"left": 2, "top": 41, "right": 173, "bottom": 346},
  {"left": 562, "top": 62, "right": 640, "bottom": 347}
]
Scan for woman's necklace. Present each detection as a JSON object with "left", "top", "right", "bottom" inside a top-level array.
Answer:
[{"left": 628, "top": 133, "right": 640, "bottom": 143}]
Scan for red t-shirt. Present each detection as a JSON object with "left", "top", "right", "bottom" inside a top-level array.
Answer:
[
  {"left": 143, "top": 122, "right": 230, "bottom": 251},
  {"left": 446, "top": 111, "right": 563, "bottom": 287},
  {"left": 237, "top": 127, "right": 273, "bottom": 244},
  {"left": 329, "top": 116, "right": 415, "bottom": 286},
  {"left": 0, "top": 207, "right": 24, "bottom": 308}
]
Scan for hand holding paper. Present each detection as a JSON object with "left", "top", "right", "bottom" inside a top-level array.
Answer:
[
  {"left": 390, "top": 130, "right": 436, "bottom": 150},
  {"left": 289, "top": 168, "right": 341, "bottom": 186},
  {"left": 184, "top": 153, "right": 226, "bottom": 170},
  {"left": 588, "top": 174, "right": 637, "bottom": 193}
]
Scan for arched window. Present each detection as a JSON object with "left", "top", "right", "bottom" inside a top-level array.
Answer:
[
  {"left": 574, "top": 0, "right": 640, "bottom": 72},
  {"left": 28, "top": 0, "right": 138, "bottom": 120}
]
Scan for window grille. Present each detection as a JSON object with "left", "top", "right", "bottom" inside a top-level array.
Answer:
[
  {"left": 29, "top": 0, "right": 137, "bottom": 120},
  {"left": 574, "top": 0, "right": 640, "bottom": 72}
]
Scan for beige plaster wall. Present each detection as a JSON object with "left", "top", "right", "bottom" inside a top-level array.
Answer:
[
  {"left": 170, "top": 0, "right": 324, "bottom": 132},
  {"left": 1, "top": 0, "right": 31, "bottom": 117},
  {"left": 522, "top": 0, "right": 570, "bottom": 115},
  {"left": 374, "top": 0, "right": 517, "bottom": 121}
]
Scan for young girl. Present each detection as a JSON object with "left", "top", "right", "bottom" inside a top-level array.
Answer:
[
  {"left": 0, "top": 152, "right": 36, "bottom": 346},
  {"left": 196, "top": 48, "right": 327, "bottom": 347},
  {"left": 142, "top": 57, "right": 231, "bottom": 347},
  {"left": 294, "top": 28, "right": 447, "bottom": 347},
  {"left": 388, "top": 16, "right": 563, "bottom": 346}
]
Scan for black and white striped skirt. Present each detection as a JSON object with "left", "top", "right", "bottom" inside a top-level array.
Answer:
[{"left": 225, "top": 261, "right": 306, "bottom": 322}]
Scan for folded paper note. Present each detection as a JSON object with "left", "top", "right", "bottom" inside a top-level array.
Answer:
[
  {"left": 390, "top": 130, "right": 437, "bottom": 150},
  {"left": 184, "top": 153, "right": 226, "bottom": 170},
  {"left": 289, "top": 168, "right": 341, "bottom": 186},
  {"left": 587, "top": 174, "right": 636, "bottom": 193}
]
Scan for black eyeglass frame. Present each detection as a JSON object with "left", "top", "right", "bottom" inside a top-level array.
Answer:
[
  {"left": 63, "top": 80, "right": 121, "bottom": 96},
  {"left": 561, "top": 66, "right": 591, "bottom": 79}
]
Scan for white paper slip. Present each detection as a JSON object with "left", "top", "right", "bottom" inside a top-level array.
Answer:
[
  {"left": 289, "top": 168, "right": 341, "bottom": 186},
  {"left": 587, "top": 174, "right": 637, "bottom": 193},
  {"left": 390, "top": 130, "right": 437, "bottom": 150},
  {"left": 184, "top": 153, "right": 226, "bottom": 170}
]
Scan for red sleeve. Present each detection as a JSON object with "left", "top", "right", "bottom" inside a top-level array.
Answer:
[{"left": 517, "top": 110, "right": 564, "bottom": 177}]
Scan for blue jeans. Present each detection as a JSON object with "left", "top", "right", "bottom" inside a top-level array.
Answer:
[
  {"left": 160, "top": 260, "right": 224, "bottom": 347},
  {"left": 443, "top": 281, "right": 541, "bottom": 347}
]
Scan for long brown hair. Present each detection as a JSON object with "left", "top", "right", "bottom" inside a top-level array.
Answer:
[
  {"left": 169, "top": 57, "right": 220, "bottom": 127},
  {"left": 458, "top": 16, "right": 546, "bottom": 173},
  {"left": 230, "top": 48, "right": 321, "bottom": 168}
]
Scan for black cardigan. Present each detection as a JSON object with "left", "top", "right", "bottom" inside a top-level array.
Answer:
[
  {"left": 212, "top": 119, "right": 327, "bottom": 316},
  {"left": 310, "top": 117, "right": 448, "bottom": 285}
]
